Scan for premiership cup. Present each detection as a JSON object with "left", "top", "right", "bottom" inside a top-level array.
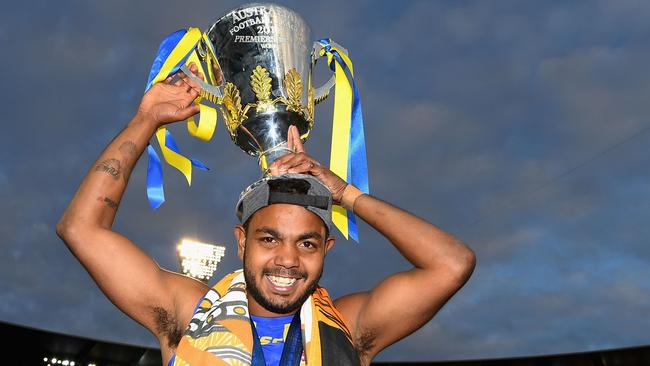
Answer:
[
  {"left": 145, "top": 2, "right": 367, "bottom": 238},
  {"left": 189, "top": 3, "right": 336, "bottom": 173}
]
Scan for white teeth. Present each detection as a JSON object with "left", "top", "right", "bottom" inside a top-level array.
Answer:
[{"left": 267, "top": 275, "right": 297, "bottom": 287}]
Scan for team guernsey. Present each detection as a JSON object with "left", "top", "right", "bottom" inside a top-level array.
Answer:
[
  {"left": 169, "top": 269, "right": 360, "bottom": 365},
  {"left": 250, "top": 314, "right": 293, "bottom": 366}
]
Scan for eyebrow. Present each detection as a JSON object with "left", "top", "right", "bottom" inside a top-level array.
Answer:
[
  {"left": 254, "top": 227, "right": 323, "bottom": 242},
  {"left": 297, "top": 231, "right": 323, "bottom": 242},
  {"left": 255, "top": 227, "right": 284, "bottom": 240}
]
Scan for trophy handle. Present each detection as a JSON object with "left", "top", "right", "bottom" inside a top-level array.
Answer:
[
  {"left": 180, "top": 64, "right": 224, "bottom": 99},
  {"left": 311, "top": 41, "right": 349, "bottom": 105},
  {"left": 314, "top": 74, "right": 334, "bottom": 105}
]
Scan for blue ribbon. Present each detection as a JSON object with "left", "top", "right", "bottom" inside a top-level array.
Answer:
[
  {"left": 145, "top": 29, "right": 189, "bottom": 92},
  {"left": 145, "top": 131, "right": 209, "bottom": 209},
  {"left": 146, "top": 144, "right": 165, "bottom": 209},
  {"left": 162, "top": 130, "right": 209, "bottom": 171},
  {"left": 144, "top": 29, "right": 208, "bottom": 209},
  {"left": 319, "top": 38, "right": 369, "bottom": 242}
]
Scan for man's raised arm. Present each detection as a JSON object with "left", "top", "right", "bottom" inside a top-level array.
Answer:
[
  {"left": 270, "top": 126, "right": 476, "bottom": 364},
  {"left": 333, "top": 190, "right": 475, "bottom": 361},
  {"left": 56, "top": 66, "right": 208, "bottom": 348}
]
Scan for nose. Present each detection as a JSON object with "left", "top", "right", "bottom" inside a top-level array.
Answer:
[{"left": 274, "top": 243, "right": 299, "bottom": 269}]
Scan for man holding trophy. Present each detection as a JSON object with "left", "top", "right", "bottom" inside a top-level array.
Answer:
[{"left": 57, "top": 4, "right": 475, "bottom": 365}]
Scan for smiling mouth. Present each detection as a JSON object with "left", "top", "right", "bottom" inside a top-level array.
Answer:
[
  {"left": 264, "top": 274, "right": 299, "bottom": 294},
  {"left": 266, "top": 275, "right": 297, "bottom": 287}
]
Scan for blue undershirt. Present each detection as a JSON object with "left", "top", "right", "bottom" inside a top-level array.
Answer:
[{"left": 250, "top": 314, "right": 294, "bottom": 366}]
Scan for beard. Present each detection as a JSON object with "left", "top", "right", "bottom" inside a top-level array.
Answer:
[{"left": 244, "top": 255, "right": 322, "bottom": 314}]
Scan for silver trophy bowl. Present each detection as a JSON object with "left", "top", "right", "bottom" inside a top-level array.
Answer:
[{"left": 202, "top": 3, "right": 318, "bottom": 171}]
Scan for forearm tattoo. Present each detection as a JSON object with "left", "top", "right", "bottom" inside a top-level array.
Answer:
[
  {"left": 119, "top": 140, "right": 137, "bottom": 159},
  {"left": 118, "top": 140, "right": 137, "bottom": 182},
  {"left": 95, "top": 158, "right": 121, "bottom": 180},
  {"left": 94, "top": 140, "right": 138, "bottom": 182},
  {"left": 91, "top": 139, "right": 137, "bottom": 212},
  {"left": 97, "top": 196, "right": 119, "bottom": 210}
]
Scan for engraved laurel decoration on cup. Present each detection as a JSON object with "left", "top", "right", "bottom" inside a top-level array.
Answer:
[{"left": 192, "top": 3, "right": 334, "bottom": 173}]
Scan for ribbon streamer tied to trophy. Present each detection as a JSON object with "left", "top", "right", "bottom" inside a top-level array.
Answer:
[{"left": 143, "top": 3, "right": 369, "bottom": 241}]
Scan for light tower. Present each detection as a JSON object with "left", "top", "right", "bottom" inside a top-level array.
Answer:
[{"left": 177, "top": 239, "right": 226, "bottom": 283}]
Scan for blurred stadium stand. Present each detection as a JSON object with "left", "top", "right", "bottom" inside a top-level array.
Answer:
[{"left": 2, "top": 320, "right": 649, "bottom": 366}]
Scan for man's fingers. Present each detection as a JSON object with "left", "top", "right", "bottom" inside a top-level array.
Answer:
[
  {"left": 171, "top": 70, "right": 190, "bottom": 87},
  {"left": 171, "top": 74, "right": 188, "bottom": 87},
  {"left": 286, "top": 160, "right": 316, "bottom": 174},
  {"left": 175, "top": 63, "right": 204, "bottom": 94},
  {"left": 288, "top": 125, "right": 305, "bottom": 153},
  {"left": 269, "top": 154, "right": 296, "bottom": 175},
  {"left": 182, "top": 76, "right": 197, "bottom": 93},
  {"left": 175, "top": 103, "right": 200, "bottom": 120},
  {"left": 269, "top": 127, "right": 318, "bottom": 175},
  {"left": 275, "top": 152, "right": 317, "bottom": 174},
  {"left": 216, "top": 70, "right": 223, "bottom": 85},
  {"left": 187, "top": 87, "right": 200, "bottom": 101},
  {"left": 287, "top": 127, "right": 294, "bottom": 152},
  {"left": 188, "top": 62, "right": 205, "bottom": 81},
  {"left": 269, "top": 164, "right": 279, "bottom": 176},
  {"left": 269, "top": 154, "right": 320, "bottom": 176},
  {"left": 270, "top": 154, "right": 292, "bottom": 173}
]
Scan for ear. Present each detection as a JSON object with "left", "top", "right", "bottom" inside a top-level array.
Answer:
[
  {"left": 234, "top": 224, "right": 247, "bottom": 261},
  {"left": 324, "top": 235, "right": 336, "bottom": 255}
]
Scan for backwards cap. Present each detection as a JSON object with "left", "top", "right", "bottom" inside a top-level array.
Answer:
[{"left": 236, "top": 173, "right": 333, "bottom": 232}]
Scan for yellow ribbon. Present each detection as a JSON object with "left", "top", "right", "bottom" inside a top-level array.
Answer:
[
  {"left": 322, "top": 46, "right": 355, "bottom": 239},
  {"left": 155, "top": 128, "right": 193, "bottom": 185},
  {"left": 187, "top": 104, "right": 218, "bottom": 141},
  {"left": 151, "top": 27, "right": 201, "bottom": 85},
  {"left": 202, "top": 32, "right": 220, "bottom": 85},
  {"left": 150, "top": 27, "right": 219, "bottom": 186},
  {"left": 184, "top": 49, "right": 218, "bottom": 141}
]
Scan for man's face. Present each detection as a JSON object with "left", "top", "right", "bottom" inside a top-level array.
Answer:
[{"left": 234, "top": 204, "right": 335, "bottom": 316}]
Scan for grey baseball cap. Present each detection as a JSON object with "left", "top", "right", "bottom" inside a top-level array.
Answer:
[{"left": 236, "top": 173, "right": 333, "bottom": 233}]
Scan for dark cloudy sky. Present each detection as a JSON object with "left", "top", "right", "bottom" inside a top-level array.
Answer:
[{"left": 3, "top": 0, "right": 650, "bottom": 362}]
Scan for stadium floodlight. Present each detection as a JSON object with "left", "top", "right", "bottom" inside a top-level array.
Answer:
[
  {"left": 43, "top": 357, "right": 76, "bottom": 366},
  {"left": 177, "top": 239, "right": 226, "bottom": 283}
]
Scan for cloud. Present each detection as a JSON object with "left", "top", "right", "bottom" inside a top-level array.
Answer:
[
  {"left": 4, "top": 0, "right": 650, "bottom": 362},
  {"left": 539, "top": 45, "right": 650, "bottom": 147}
]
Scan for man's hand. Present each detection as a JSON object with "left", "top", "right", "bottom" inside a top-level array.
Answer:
[
  {"left": 268, "top": 125, "right": 349, "bottom": 204},
  {"left": 136, "top": 63, "right": 204, "bottom": 127}
]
